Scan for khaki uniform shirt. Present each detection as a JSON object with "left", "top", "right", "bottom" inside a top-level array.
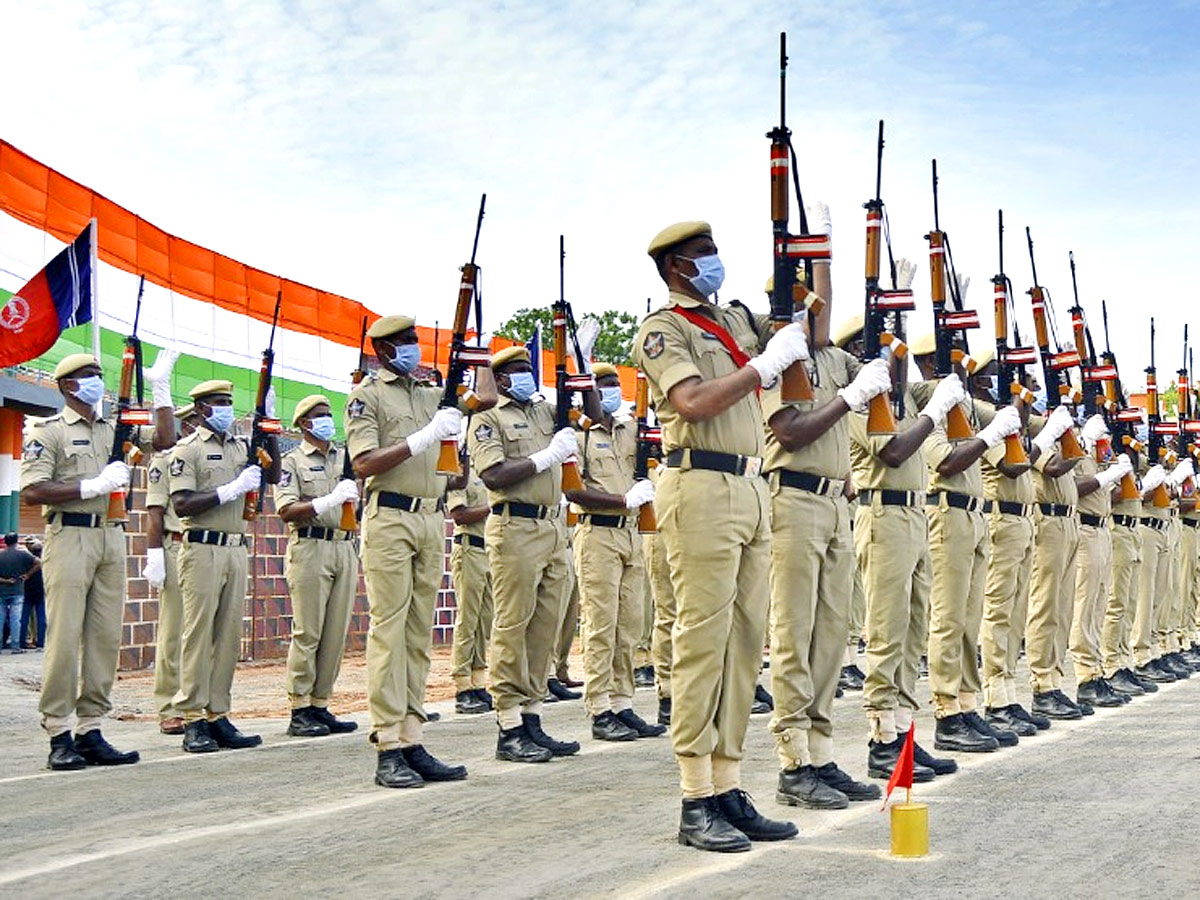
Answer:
[
  {"left": 632, "top": 290, "right": 764, "bottom": 458},
  {"left": 763, "top": 346, "right": 862, "bottom": 478},
  {"left": 573, "top": 414, "right": 637, "bottom": 516},
  {"left": 914, "top": 385, "right": 988, "bottom": 497},
  {"left": 447, "top": 473, "right": 489, "bottom": 538},
  {"left": 146, "top": 451, "right": 185, "bottom": 533},
  {"left": 468, "top": 395, "right": 561, "bottom": 508},
  {"left": 1032, "top": 436, "right": 1080, "bottom": 507},
  {"left": 345, "top": 369, "right": 445, "bottom": 500},
  {"left": 1076, "top": 454, "right": 1113, "bottom": 517},
  {"left": 170, "top": 426, "right": 252, "bottom": 534},
  {"left": 848, "top": 388, "right": 926, "bottom": 492},
  {"left": 274, "top": 440, "right": 345, "bottom": 530},
  {"left": 980, "top": 406, "right": 1035, "bottom": 505}
]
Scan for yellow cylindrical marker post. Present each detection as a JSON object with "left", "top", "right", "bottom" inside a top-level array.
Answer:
[{"left": 890, "top": 794, "right": 929, "bottom": 858}]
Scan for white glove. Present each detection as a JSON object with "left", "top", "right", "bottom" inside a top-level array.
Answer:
[
  {"left": 406, "top": 407, "right": 463, "bottom": 457},
  {"left": 747, "top": 322, "right": 809, "bottom": 386},
  {"left": 837, "top": 358, "right": 892, "bottom": 413},
  {"left": 976, "top": 406, "right": 1022, "bottom": 449},
  {"left": 265, "top": 386, "right": 277, "bottom": 419},
  {"left": 1032, "top": 405, "right": 1075, "bottom": 454},
  {"left": 806, "top": 200, "right": 832, "bottom": 240},
  {"left": 1096, "top": 453, "right": 1134, "bottom": 489},
  {"left": 1080, "top": 414, "right": 1109, "bottom": 450},
  {"left": 311, "top": 479, "right": 359, "bottom": 517},
  {"left": 144, "top": 547, "right": 166, "bottom": 589},
  {"left": 530, "top": 428, "right": 578, "bottom": 473},
  {"left": 144, "top": 347, "right": 179, "bottom": 410},
  {"left": 216, "top": 465, "right": 262, "bottom": 505},
  {"left": 623, "top": 479, "right": 655, "bottom": 510},
  {"left": 920, "top": 376, "right": 967, "bottom": 426},
  {"left": 1169, "top": 459, "right": 1195, "bottom": 489},
  {"left": 955, "top": 273, "right": 970, "bottom": 304},
  {"left": 571, "top": 317, "right": 601, "bottom": 373},
  {"left": 888, "top": 258, "right": 917, "bottom": 292},
  {"left": 1142, "top": 464, "right": 1167, "bottom": 494},
  {"left": 80, "top": 461, "right": 131, "bottom": 499}
]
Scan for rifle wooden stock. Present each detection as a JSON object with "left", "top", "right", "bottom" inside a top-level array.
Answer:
[{"left": 1058, "top": 427, "right": 1086, "bottom": 461}]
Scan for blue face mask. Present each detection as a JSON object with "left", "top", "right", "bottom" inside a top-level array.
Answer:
[
  {"left": 600, "top": 386, "right": 623, "bottom": 414},
  {"left": 72, "top": 375, "right": 105, "bottom": 407},
  {"left": 505, "top": 372, "right": 537, "bottom": 402},
  {"left": 682, "top": 253, "right": 725, "bottom": 297},
  {"left": 206, "top": 405, "right": 235, "bottom": 434},
  {"left": 308, "top": 415, "right": 336, "bottom": 442},
  {"left": 390, "top": 343, "right": 421, "bottom": 374}
]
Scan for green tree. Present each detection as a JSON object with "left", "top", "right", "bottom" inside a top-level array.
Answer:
[
  {"left": 495, "top": 307, "right": 554, "bottom": 347},
  {"left": 495, "top": 307, "right": 640, "bottom": 367}
]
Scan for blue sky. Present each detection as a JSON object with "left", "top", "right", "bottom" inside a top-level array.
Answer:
[{"left": 4, "top": 0, "right": 1198, "bottom": 380}]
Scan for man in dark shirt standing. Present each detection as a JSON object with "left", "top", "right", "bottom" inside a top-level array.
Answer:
[
  {"left": 20, "top": 539, "right": 45, "bottom": 650},
  {"left": 0, "top": 533, "right": 41, "bottom": 652}
]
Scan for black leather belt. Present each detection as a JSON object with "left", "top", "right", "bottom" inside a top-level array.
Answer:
[
  {"left": 995, "top": 500, "right": 1033, "bottom": 517},
  {"left": 777, "top": 469, "right": 845, "bottom": 498},
  {"left": 295, "top": 526, "right": 354, "bottom": 541},
  {"left": 49, "top": 512, "right": 104, "bottom": 528},
  {"left": 1184, "top": 518, "right": 1200, "bottom": 529},
  {"left": 1038, "top": 503, "right": 1075, "bottom": 517},
  {"left": 184, "top": 529, "right": 247, "bottom": 547},
  {"left": 453, "top": 533, "right": 486, "bottom": 548},
  {"left": 927, "top": 491, "right": 986, "bottom": 513},
  {"left": 1113, "top": 514, "right": 1140, "bottom": 529},
  {"left": 666, "top": 448, "right": 764, "bottom": 478},
  {"left": 578, "top": 513, "right": 628, "bottom": 527},
  {"left": 492, "top": 501, "right": 556, "bottom": 520},
  {"left": 377, "top": 490, "right": 444, "bottom": 513},
  {"left": 859, "top": 489, "right": 922, "bottom": 508},
  {"left": 1140, "top": 517, "right": 1169, "bottom": 531},
  {"left": 1079, "top": 513, "right": 1107, "bottom": 528}
]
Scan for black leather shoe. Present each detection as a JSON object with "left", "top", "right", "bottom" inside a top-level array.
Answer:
[
  {"left": 934, "top": 713, "right": 999, "bottom": 752},
  {"left": 287, "top": 706, "right": 331, "bottom": 737},
  {"left": 816, "top": 761, "right": 882, "bottom": 801},
  {"left": 208, "top": 716, "right": 262, "bottom": 749},
  {"left": 522, "top": 713, "right": 580, "bottom": 756},
  {"left": 867, "top": 736, "right": 935, "bottom": 782},
  {"left": 657, "top": 697, "right": 672, "bottom": 726},
  {"left": 716, "top": 789, "right": 798, "bottom": 841},
  {"left": 1097, "top": 678, "right": 1130, "bottom": 704},
  {"left": 1131, "top": 667, "right": 1162, "bottom": 690},
  {"left": 634, "top": 666, "right": 656, "bottom": 689},
  {"left": 963, "top": 710, "right": 1017, "bottom": 746},
  {"left": 311, "top": 706, "right": 358, "bottom": 733},
  {"left": 496, "top": 724, "right": 552, "bottom": 763},
  {"left": 838, "top": 665, "right": 864, "bottom": 691},
  {"left": 473, "top": 688, "right": 494, "bottom": 710},
  {"left": 1053, "top": 689, "right": 1092, "bottom": 716},
  {"left": 1077, "top": 679, "right": 1125, "bottom": 708},
  {"left": 182, "top": 719, "right": 220, "bottom": 753},
  {"left": 1031, "top": 691, "right": 1082, "bottom": 720},
  {"left": 1109, "top": 668, "right": 1146, "bottom": 696},
  {"left": 909, "top": 733, "right": 958, "bottom": 774},
  {"left": 616, "top": 708, "right": 667, "bottom": 737},
  {"left": 47, "top": 732, "right": 87, "bottom": 770},
  {"left": 678, "top": 797, "right": 751, "bottom": 853},
  {"left": 547, "top": 678, "right": 581, "bottom": 701},
  {"left": 985, "top": 706, "right": 1036, "bottom": 737},
  {"left": 375, "top": 747, "right": 425, "bottom": 788},
  {"left": 751, "top": 683, "right": 774, "bottom": 715},
  {"left": 1137, "top": 661, "right": 1176, "bottom": 683},
  {"left": 402, "top": 744, "right": 467, "bottom": 781},
  {"left": 557, "top": 671, "right": 584, "bottom": 688},
  {"left": 74, "top": 729, "right": 139, "bottom": 766},
  {"left": 1163, "top": 653, "right": 1192, "bottom": 678},
  {"left": 592, "top": 711, "right": 639, "bottom": 741},
  {"left": 1008, "top": 703, "right": 1050, "bottom": 731},
  {"left": 776, "top": 765, "right": 849, "bottom": 809},
  {"left": 456, "top": 690, "right": 490, "bottom": 715}
]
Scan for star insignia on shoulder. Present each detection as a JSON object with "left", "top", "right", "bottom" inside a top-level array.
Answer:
[
  {"left": 169, "top": 457, "right": 185, "bottom": 477},
  {"left": 474, "top": 423, "right": 494, "bottom": 442},
  {"left": 22, "top": 440, "right": 44, "bottom": 461},
  {"left": 347, "top": 399, "right": 366, "bottom": 419},
  {"left": 642, "top": 331, "right": 665, "bottom": 359},
  {"left": 148, "top": 466, "right": 162, "bottom": 483},
  {"left": 279, "top": 470, "right": 292, "bottom": 488}
]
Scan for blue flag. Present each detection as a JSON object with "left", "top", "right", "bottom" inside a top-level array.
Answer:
[{"left": 526, "top": 323, "right": 542, "bottom": 389}]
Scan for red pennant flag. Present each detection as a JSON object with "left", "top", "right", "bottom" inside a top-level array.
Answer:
[{"left": 883, "top": 726, "right": 916, "bottom": 807}]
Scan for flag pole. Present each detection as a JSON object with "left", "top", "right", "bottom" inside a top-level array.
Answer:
[{"left": 89, "top": 218, "right": 101, "bottom": 414}]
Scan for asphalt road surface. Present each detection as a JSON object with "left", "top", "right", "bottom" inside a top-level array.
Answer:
[{"left": 2, "top": 653, "right": 1198, "bottom": 899}]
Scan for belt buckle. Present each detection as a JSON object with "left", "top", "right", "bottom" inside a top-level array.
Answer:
[
  {"left": 827, "top": 479, "right": 844, "bottom": 499},
  {"left": 742, "top": 456, "right": 763, "bottom": 479}
]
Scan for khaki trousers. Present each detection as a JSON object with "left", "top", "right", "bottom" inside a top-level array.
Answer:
[
  {"left": 1133, "top": 523, "right": 1169, "bottom": 667},
  {"left": 553, "top": 547, "right": 580, "bottom": 678},
  {"left": 926, "top": 504, "right": 989, "bottom": 716},
  {"left": 449, "top": 540, "right": 492, "bottom": 691},
  {"left": 487, "top": 513, "right": 570, "bottom": 723},
  {"left": 849, "top": 549, "right": 866, "bottom": 650},
  {"left": 1026, "top": 513, "right": 1079, "bottom": 693},
  {"left": 152, "top": 538, "right": 183, "bottom": 719},
  {"left": 1069, "top": 523, "right": 1111, "bottom": 684},
  {"left": 39, "top": 523, "right": 126, "bottom": 735},
  {"left": 576, "top": 521, "right": 644, "bottom": 715},
  {"left": 361, "top": 504, "right": 442, "bottom": 749},
  {"left": 175, "top": 542, "right": 249, "bottom": 721},
  {"left": 634, "top": 564, "right": 654, "bottom": 670},
  {"left": 1101, "top": 522, "right": 1142, "bottom": 675},
  {"left": 769, "top": 486, "right": 851, "bottom": 769},
  {"left": 285, "top": 536, "right": 358, "bottom": 708},
  {"left": 1158, "top": 517, "right": 1183, "bottom": 653},
  {"left": 1184, "top": 521, "right": 1200, "bottom": 643},
  {"left": 657, "top": 468, "right": 770, "bottom": 797},
  {"left": 646, "top": 530, "right": 676, "bottom": 700},
  {"left": 856, "top": 502, "right": 929, "bottom": 742},
  {"left": 981, "top": 512, "right": 1034, "bottom": 708}
]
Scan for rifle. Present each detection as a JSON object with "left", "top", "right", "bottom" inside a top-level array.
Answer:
[
  {"left": 768, "top": 31, "right": 828, "bottom": 401},
  {"left": 634, "top": 371, "right": 660, "bottom": 533},
  {"left": 1025, "top": 227, "right": 1085, "bottom": 460},
  {"left": 992, "top": 211, "right": 1035, "bottom": 468},
  {"left": 925, "top": 160, "right": 979, "bottom": 439},
  {"left": 1099, "top": 300, "right": 1144, "bottom": 500},
  {"left": 242, "top": 291, "right": 284, "bottom": 520},
  {"left": 338, "top": 314, "right": 369, "bottom": 532},
  {"left": 552, "top": 235, "right": 595, "bottom": 494},
  {"left": 435, "top": 194, "right": 491, "bottom": 477},
  {"left": 861, "top": 120, "right": 913, "bottom": 434},
  {"left": 107, "top": 276, "right": 152, "bottom": 521},
  {"left": 1145, "top": 318, "right": 1172, "bottom": 506}
]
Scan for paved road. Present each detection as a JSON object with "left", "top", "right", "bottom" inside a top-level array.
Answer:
[{"left": 1, "top": 653, "right": 1198, "bottom": 898}]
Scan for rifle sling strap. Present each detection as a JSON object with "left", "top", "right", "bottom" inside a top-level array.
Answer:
[{"left": 669, "top": 306, "right": 751, "bottom": 369}]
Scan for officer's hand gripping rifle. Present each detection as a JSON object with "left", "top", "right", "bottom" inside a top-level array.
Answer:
[
  {"left": 338, "top": 314, "right": 369, "bottom": 532},
  {"left": 435, "top": 194, "right": 491, "bottom": 477},
  {"left": 107, "top": 276, "right": 152, "bottom": 521},
  {"left": 243, "top": 291, "right": 284, "bottom": 520},
  {"left": 992, "top": 212, "right": 1035, "bottom": 468},
  {"left": 1146, "top": 318, "right": 1173, "bottom": 506},
  {"left": 634, "top": 371, "right": 661, "bottom": 533},
  {"left": 552, "top": 235, "right": 595, "bottom": 494},
  {"left": 1097, "top": 300, "right": 1144, "bottom": 500}
]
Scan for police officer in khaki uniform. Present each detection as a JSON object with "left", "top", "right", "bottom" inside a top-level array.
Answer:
[
  {"left": 1157, "top": 458, "right": 1195, "bottom": 674},
  {"left": 145, "top": 402, "right": 201, "bottom": 735},
  {"left": 469, "top": 344, "right": 583, "bottom": 762},
  {"left": 645, "top": 461, "right": 675, "bottom": 726},
  {"left": 275, "top": 394, "right": 360, "bottom": 737},
  {"left": 1132, "top": 459, "right": 1175, "bottom": 683},
  {"left": 346, "top": 314, "right": 492, "bottom": 788},
  {"left": 171, "top": 379, "right": 279, "bottom": 752},
  {"left": 447, "top": 454, "right": 494, "bottom": 715},
  {"left": 1179, "top": 459, "right": 1200, "bottom": 661},
  {"left": 22, "top": 352, "right": 176, "bottom": 769},
  {"left": 547, "top": 529, "right": 583, "bottom": 702},
  {"left": 565, "top": 362, "right": 664, "bottom": 741},
  {"left": 634, "top": 221, "right": 799, "bottom": 852}
]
